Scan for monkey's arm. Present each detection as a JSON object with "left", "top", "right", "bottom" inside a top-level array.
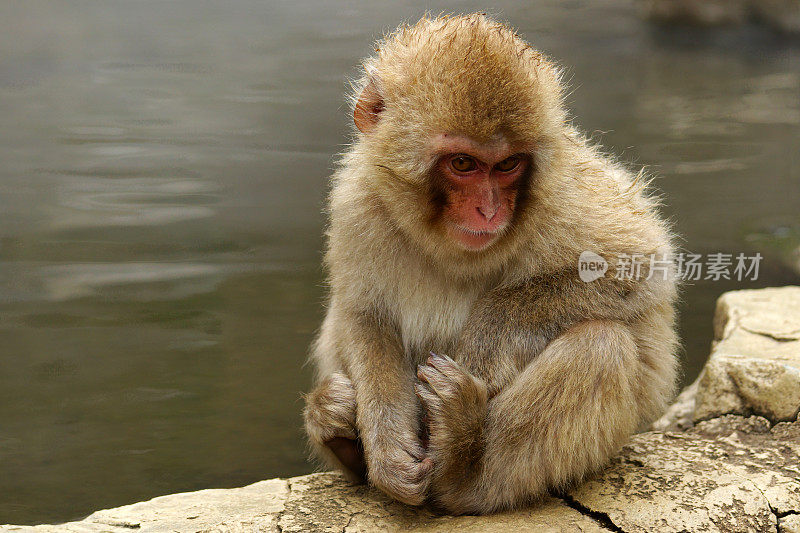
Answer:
[
  {"left": 417, "top": 317, "right": 670, "bottom": 514},
  {"left": 319, "top": 306, "right": 432, "bottom": 505}
]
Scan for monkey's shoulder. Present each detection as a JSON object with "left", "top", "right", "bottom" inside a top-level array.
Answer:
[{"left": 475, "top": 263, "right": 677, "bottom": 327}]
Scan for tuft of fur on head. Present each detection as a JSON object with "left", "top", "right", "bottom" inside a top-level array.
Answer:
[{"left": 353, "top": 14, "right": 567, "bottom": 144}]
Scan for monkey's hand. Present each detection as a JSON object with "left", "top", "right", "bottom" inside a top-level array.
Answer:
[
  {"left": 364, "top": 428, "right": 433, "bottom": 506},
  {"left": 415, "top": 353, "right": 488, "bottom": 472}
]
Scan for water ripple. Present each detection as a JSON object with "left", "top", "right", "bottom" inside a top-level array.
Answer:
[
  {"left": 49, "top": 175, "right": 219, "bottom": 229},
  {"left": 39, "top": 262, "right": 225, "bottom": 301}
]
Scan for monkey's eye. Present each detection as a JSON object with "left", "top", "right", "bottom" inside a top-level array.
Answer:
[
  {"left": 450, "top": 155, "right": 477, "bottom": 173},
  {"left": 495, "top": 156, "right": 520, "bottom": 172}
]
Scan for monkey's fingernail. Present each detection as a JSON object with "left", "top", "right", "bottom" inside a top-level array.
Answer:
[{"left": 430, "top": 352, "right": 447, "bottom": 362}]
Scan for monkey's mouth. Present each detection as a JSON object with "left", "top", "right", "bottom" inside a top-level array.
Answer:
[{"left": 448, "top": 223, "right": 506, "bottom": 251}]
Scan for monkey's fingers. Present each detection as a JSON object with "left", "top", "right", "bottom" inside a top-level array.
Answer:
[
  {"left": 414, "top": 381, "right": 444, "bottom": 417},
  {"left": 415, "top": 456, "right": 434, "bottom": 480},
  {"left": 402, "top": 439, "right": 428, "bottom": 462},
  {"left": 370, "top": 453, "right": 433, "bottom": 506},
  {"left": 398, "top": 456, "right": 434, "bottom": 493},
  {"left": 422, "top": 353, "right": 487, "bottom": 402},
  {"left": 427, "top": 351, "right": 460, "bottom": 373},
  {"left": 397, "top": 452, "right": 434, "bottom": 478},
  {"left": 417, "top": 362, "right": 456, "bottom": 400}
]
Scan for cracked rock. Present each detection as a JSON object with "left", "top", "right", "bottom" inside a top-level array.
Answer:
[
  {"left": 569, "top": 414, "right": 800, "bottom": 532},
  {"left": 781, "top": 513, "right": 800, "bottom": 533}
]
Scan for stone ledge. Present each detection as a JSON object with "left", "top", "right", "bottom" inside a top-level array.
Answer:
[
  {"left": 4, "top": 286, "right": 800, "bottom": 533},
  {"left": 655, "top": 286, "right": 800, "bottom": 431}
]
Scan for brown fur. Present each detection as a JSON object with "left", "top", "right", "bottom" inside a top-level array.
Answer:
[{"left": 303, "top": 13, "right": 679, "bottom": 514}]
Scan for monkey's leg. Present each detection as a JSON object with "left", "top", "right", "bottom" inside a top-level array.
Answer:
[
  {"left": 417, "top": 320, "right": 641, "bottom": 514},
  {"left": 303, "top": 372, "right": 366, "bottom": 482}
]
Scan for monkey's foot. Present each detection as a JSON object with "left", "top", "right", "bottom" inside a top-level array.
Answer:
[
  {"left": 304, "top": 372, "right": 358, "bottom": 442},
  {"left": 415, "top": 353, "right": 488, "bottom": 454},
  {"left": 304, "top": 372, "right": 365, "bottom": 481},
  {"left": 325, "top": 436, "right": 367, "bottom": 481}
]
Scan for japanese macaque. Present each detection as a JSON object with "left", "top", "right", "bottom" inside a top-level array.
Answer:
[{"left": 303, "top": 14, "right": 679, "bottom": 514}]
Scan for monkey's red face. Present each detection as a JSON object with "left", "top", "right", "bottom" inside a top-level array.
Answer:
[{"left": 432, "top": 134, "right": 530, "bottom": 251}]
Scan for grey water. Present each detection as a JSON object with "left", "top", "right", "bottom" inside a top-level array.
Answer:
[{"left": 1, "top": 0, "right": 798, "bottom": 525}]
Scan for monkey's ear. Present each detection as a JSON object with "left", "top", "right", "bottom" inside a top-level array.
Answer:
[{"left": 354, "top": 77, "right": 384, "bottom": 134}]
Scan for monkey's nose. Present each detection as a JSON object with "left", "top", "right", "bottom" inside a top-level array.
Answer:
[{"left": 477, "top": 204, "right": 499, "bottom": 221}]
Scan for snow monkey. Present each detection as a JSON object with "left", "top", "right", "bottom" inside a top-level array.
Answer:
[{"left": 303, "top": 13, "right": 678, "bottom": 514}]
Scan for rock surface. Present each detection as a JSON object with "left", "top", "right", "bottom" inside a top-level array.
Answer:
[
  {"left": 655, "top": 286, "right": 800, "bottom": 431},
  {"left": 4, "top": 286, "right": 800, "bottom": 533},
  {"left": 574, "top": 415, "right": 800, "bottom": 533}
]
